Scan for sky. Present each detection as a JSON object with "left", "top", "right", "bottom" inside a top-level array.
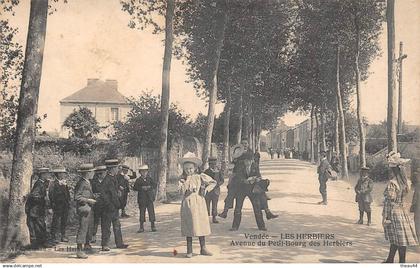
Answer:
[{"left": 4, "top": 0, "right": 420, "bottom": 131}]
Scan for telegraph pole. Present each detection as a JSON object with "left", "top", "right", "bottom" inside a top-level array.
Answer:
[
  {"left": 386, "top": 0, "right": 397, "bottom": 153},
  {"left": 397, "top": 41, "right": 407, "bottom": 134}
]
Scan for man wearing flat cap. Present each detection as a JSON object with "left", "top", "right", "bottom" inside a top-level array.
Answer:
[
  {"left": 317, "top": 150, "right": 332, "bottom": 205},
  {"left": 25, "top": 167, "right": 53, "bottom": 249},
  {"left": 74, "top": 164, "right": 97, "bottom": 259},
  {"left": 204, "top": 157, "right": 224, "bottom": 224},
  {"left": 90, "top": 165, "right": 107, "bottom": 243},
  {"left": 48, "top": 167, "right": 71, "bottom": 243},
  {"left": 100, "top": 159, "right": 128, "bottom": 251},
  {"left": 117, "top": 164, "right": 136, "bottom": 218}
]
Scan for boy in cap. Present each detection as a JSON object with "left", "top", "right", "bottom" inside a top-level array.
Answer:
[
  {"left": 90, "top": 165, "right": 107, "bottom": 243},
  {"left": 355, "top": 167, "right": 373, "bottom": 225},
  {"left": 204, "top": 157, "right": 224, "bottom": 223},
  {"left": 25, "top": 167, "right": 53, "bottom": 249},
  {"left": 117, "top": 164, "right": 136, "bottom": 218},
  {"left": 133, "top": 165, "right": 157, "bottom": 232},
  {"left": 100, "top": 159, "right": 129, "bottom": 251},
  {"left": 74, "top": 164, "right": 97, "bottom": 259},
  {"left": 49, "top": 167, "right": 70, "bottom": 243}
]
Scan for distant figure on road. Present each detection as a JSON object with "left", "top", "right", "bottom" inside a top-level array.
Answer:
[
  {"left": 354, "top": 167, "right": 373, "bottom": 225},
  {"left": 269, "top": 148, "right": 275, "bottom": 159},
  {"left": 382, "top": 151, "right": 418, "bottom": 263},
  {"left": 254, "top": 150, "right": 261, "bottom": 167},
  {"left": 317, "top": 151, "right": 332, "bottom": 205},
  {"left": 276, "top": 148, "right": 280, "bottom": 159}
]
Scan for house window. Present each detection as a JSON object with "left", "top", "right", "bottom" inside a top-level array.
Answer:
[{"left": 111, "top": 107, "right": 119, "bottom": 122}]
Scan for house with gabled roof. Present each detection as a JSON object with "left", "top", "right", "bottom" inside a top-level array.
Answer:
[{"left": 60, "top": 78, "right": 131, "bottom": 139}]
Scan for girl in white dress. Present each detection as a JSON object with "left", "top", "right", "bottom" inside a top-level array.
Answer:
[{"left": 178, "top": 152, "right": 216, "bottom": 258}]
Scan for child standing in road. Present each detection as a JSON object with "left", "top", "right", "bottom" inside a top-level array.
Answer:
[
  {"left": 355, "top": 167, "right": 373, "bottom": 225},
  {"left": 178, "top": 152, "right": 216, "bottom": 258}
]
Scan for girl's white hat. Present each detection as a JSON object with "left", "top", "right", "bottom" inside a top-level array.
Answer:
[
  {"left": 386, "top": 151, "right": 410, "bottom": 167},
  {"left": 179, "top": 152, "right": 202, "bottom": 167}
]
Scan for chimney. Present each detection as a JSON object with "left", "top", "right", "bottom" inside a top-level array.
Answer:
[
  {"left": 87, "top": 78, "right": 99, "bottom": 86},
  {"left": 105, "top": 79, "right": 118, "bottom": 90}
]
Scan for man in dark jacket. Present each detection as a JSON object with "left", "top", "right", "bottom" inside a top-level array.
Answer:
[
  {"left": 117, "top": 164, "right": 135, "bottom": 218},
  {"left": 204, "top": 157, "right": 224, "bottom": 223},
  {"left": 90, "top": 165, "right": 107, "bottom": 243},
  {"left": 317, "top": 151, "right": 332, "bottom": 205},
  {"left": 100, "top": 159, "right": 128, "bottom": 251},
  {"left": 49, "top": 167, "right": 70, "bottom": 243},
  {"left": 25, "top": 167, "right": 52, "bottom": 249},
  {"left": 133, "top": 165, "right": 157, "bottom": 232},
  {"left": 355, "top": 167, "right": 373, "bottom": 225},
  {"left": 74, "top": 163, "right": 97, "bottom": 259}
]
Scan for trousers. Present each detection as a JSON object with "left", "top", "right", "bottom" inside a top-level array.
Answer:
[
  {"left": 27, "top": 215, "right": 47, "bottom": 245},
  {"left": 101, "top": 210, "right": 124, "bottom": 247},
  {"left": 76, "top": 209, "right": 94, "bottom": 244},
  {"left": 139, "top": 202, "right": 156, "bottom": 223}
]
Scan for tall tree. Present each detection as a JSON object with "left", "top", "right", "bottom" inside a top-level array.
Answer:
[
  {"left": 4, "top": 0, "right": 49, "bottom": 249},
  {"left": 156, "top": 0, "right": 175, "bottom": 202},
  {"left": 201, "top": 0, "right": 228, "bottom": 169}
]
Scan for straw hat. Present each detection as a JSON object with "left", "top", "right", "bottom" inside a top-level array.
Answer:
[
  {"left": 231, "top": 144, "right": 245, "bottom": 159},
  {"left": 35, "top": 167, "right": 50, "bottom": 174},
  {"left": 179, "top": 152, "right": 202, "bottom": 167},
  {"left": 94, "top": 165, "right": 107, "bottom": 172},
  {"left": 51, "top": 167, "right": 67, "bottom": 173},
  {"left": 139, "top": 165, "right": 149, "bottom": 170},
  {"left": 386, "top": 151, "right": 410, "bottom": 167},
  {"left": 105, "top": 159, "right": 119, "bottom": 168},
  {"left": 77, "top": 163, "right": 95, "bottom": 173}
]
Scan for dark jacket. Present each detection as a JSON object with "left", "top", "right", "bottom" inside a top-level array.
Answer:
[
  {"left": 317, "top": 158, "right": 332, "bottom": 182},
  {"left": 355, "top": 176, "right": 373, "bottom": 203},
  {"left": 204, "top": 168, "right": 224, "bottom": 196},
  {"left": 90, "top": 174, "right": 105, "bottom": 210},
  {"left": 48, "top": 179, "right": 71, "bottom": 211},
  {"left": 231, "top": 158, "right": 261, "bottom": 186},
  {"left": 25, "top": 178, "right": 49, "bottom": 217},
  {"left": 74, "top": 177, "right": 95, "bottom": 215},
  {"left": 117, "top": 174, "right": 131, "bottom": 195},
  {"left": 133, "top": 175, "right": 157, "bottom": 204},
  {"left": 100, "top": 173, "right": 121, "bottom": 212}
]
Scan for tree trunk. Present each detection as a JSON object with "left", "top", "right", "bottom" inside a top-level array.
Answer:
[
  {"left": 202, "top": 0, "right": 227, "bottom": 169},
  {"left": 4, "top": 0, "right": 48, "bottom": 249},
  {"left": 334, "top": 99, "right": 340, "bottom": 156},
  {"left": 221, "top": 72, "right": 232, "bottom": 178},
  {"left": 336, "top": 46, "right": 349, "bottom": 179},
  {"left": 315, "top": 110, "right": 320, "bottom": 163},
  {"left": 386, "top": 0, "right": 397, "bottom": 153},
  {"left": 320, "top": 105, "right": 327, "bottom": 152},
  {"left": 156, "top": 0, "right": 175, "bottom": 202},
  {"left": 354, "top": 19, "right": 366, "bottom": 168},
  {"left": 310, "top": 105, "right": 315, "bottom": 163},
  {"left": 236, "top": 82, "right": 243, "bottom": 144}
]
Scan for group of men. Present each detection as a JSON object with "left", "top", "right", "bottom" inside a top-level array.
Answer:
[{"left": 25, "top": 159, "right": 157, "bottom": 259}]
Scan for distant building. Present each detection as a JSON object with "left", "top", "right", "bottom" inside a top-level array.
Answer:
[{"left": 60, "top": 78, "right": 131, "bottom": 139}]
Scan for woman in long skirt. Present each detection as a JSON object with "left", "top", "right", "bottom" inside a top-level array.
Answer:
[{"left": 383, "top": 151, "right": 418, "bottom": 263}]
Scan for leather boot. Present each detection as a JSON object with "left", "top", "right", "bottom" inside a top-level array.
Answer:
[
  {"left": 76, "top": 244, "right": 88, "bottom": 259},
  {"left": 265, "top": 209, "right": 279, "bottom": 220},
  {"left": 367, "top": 212, "right": 372, "bottom": 226},
  {"left": 255, "top": 212, "right": 267, "bottom": 231},
  {"left": 199, "top": 236, "right": 212, "bottom": 256},
  {"left": 186, "top": 237, "right": 193, "bottom": 258},
  {"left": 212, "top": 216, "right": 219, "bottom": 223},
  {"left": 137, "top": 222, "right": 144, "bottom": 233},
  {"left": 356, "top": 211, "right": 364, "bottom": 224},
  {"left": 230, "top": 212, "right": 241, "bottom": 231},
  {"left": 151, "top": 221, "right": 157, "bottom": 232},
  {"left": 218, "top": 210, "right": 228, "bottom": 219}
]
